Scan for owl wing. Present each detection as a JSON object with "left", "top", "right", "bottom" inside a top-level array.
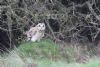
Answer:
[{"left": 28, "top": 27, "right": 37, "bottom": 37}]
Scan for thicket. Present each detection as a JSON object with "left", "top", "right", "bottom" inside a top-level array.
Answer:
[{"left": 0, "top": 0, "right": 100, "bottom": 51}]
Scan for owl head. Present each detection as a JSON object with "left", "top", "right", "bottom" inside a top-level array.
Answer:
[{"left": 36, "top": 23, "right": 45, "bottom": 31}]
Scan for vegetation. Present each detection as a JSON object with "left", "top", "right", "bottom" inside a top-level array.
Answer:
[
  {"left": 0, "top": 39, "right": 100, "bottom": 67},
  {"left": 0, "top": 0, "right": 100, "bottom": 67},
  {"left": 18, "top": 39, "right": 60, "bottom": 60},
  {"left": 18, "top": 39, "right": 85, "bottom": 62}
]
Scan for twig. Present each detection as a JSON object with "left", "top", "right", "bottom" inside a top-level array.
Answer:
[
  {"left": 45, "top": 19, "right": 56, "bottom": 40},
  {"left": 86, "top": 1, "right": 100, "bottom": 21},
  {"left": 0, "top": 27, "right": 9, "bottom": 31}
]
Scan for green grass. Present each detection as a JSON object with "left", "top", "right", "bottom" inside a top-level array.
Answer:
[
  {"left": 17, "top": 39, "right": 77, "bottom": 62},
  {"left": 0, "top": 54, "right": 100, "bottom": 67},
  {"left": 18, "top": 39, "right": 61, "bottom": 60},
  {"left": 80, "top": 59, "right": 100, "bottom": 67},
  {"left": 36, "top": 58, "right": 100, "bottom": 67},
  {"left": 0, "top": 39, "right": 100, "bottom": 67}
]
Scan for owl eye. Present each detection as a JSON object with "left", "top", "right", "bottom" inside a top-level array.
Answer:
[{"left": 42, "top": 25, "right": 44, "bottom": 27}]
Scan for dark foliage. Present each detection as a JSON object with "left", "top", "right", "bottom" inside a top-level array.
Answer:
[
  {"left": 0, "top": 0, "right": 100, "bottom": 52},
  {"left": 48, "top": 19, "right": 60, "bottom": 32}
]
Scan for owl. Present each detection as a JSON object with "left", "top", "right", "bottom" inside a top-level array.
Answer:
[{"left": 26, "top": 23, "right": 45, "bottom": 42}]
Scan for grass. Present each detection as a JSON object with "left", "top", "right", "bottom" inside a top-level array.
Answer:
[
  {"left": 17, "top": 39, "right": 60, "bottom": 60},
  {"left": 36, "top": 58, "right": 100, "bottom": 67},
  {"left": 17, "top": 39, "right": 77, "bottom": 62},
  {"left": 0, "top": 39, "right": 100, "bottom": 67},
  {"left": 0, "top": 53, "right": 100, "bottom": 67}
]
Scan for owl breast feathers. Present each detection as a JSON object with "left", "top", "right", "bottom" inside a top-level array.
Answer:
[{"left": 26, "top": 23, "right": 45, "bottom": 42}]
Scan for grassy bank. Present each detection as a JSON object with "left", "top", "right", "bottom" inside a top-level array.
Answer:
[
  {"left": 0, "top": 39, "right": 100, "bottom": 67},
  {"left": 0, "top": 53, "right": 100, "bottom": 67}
]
